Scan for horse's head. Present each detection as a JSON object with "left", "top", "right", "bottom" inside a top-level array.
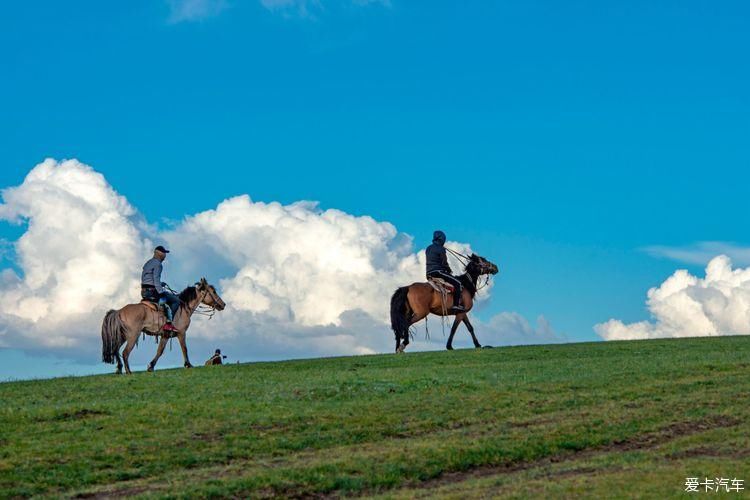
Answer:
[
  {"left": 196, "top": 277, "right": 226, "bottom": 311},
  {"left": 466, "top": 254, "right": 499, "bottom": 276}
]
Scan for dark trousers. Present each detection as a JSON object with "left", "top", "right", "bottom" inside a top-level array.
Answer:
[
  {"left": 159, "top": 293, "right": 180, "bottom": 320},
  {"left": 427, "top": 270, "right": 463, "bottom": 306}
]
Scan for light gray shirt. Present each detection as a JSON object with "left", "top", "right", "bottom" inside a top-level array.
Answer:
[{"left": 141, "top": 258, "right": 164, "bottom": 293}]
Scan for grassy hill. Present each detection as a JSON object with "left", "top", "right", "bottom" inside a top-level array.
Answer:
[{"left": 1, "top": 337, "right": 748, "bottom": 498}]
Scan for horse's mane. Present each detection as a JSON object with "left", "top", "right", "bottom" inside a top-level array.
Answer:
[
  {"left": 178, "top": 286, "right": 198, "bottom": 304},
  {"left": 459, "top": 254, "right": 481, "bottom": 297}
]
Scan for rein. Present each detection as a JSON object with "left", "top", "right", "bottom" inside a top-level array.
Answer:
[
  {"left": 165, "top": 284, "right": 218, "bottom": 319},
  {"left": 194, "top": 304, "right": 217, "bottom": 319},
  {"left": 446, "top": 247, "right": 471, "bottom": 265},
  {"left": 476, "top": 274, "right": 491, "bottom": 292},
  {"left": 445, "top": 247, "right": 494, "bottom": 294}
]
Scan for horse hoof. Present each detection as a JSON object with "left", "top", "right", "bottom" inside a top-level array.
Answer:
[
  {"left": 475, "top": 345, "right": 482, "bottom": 349},
  {"left": 446, "top": 345, "right": 453, "bottom": 351},
  {"left": 184, "top": 363, "right": 193, "bottom": 369},
  {"left": 147, "top": 365, "right": 154, "bottom": 372}
]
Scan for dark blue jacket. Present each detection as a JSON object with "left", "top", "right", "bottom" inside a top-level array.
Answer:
[{"left": 426, "top": 242, "right": 452, "bottom": 275}]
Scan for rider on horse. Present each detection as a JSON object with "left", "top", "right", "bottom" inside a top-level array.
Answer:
[
  {"left": 141, "top": 245, "right": 179, "bottom": 333},
  {"left": 425, "top": 230, "right": 465, "bottom": 312}
]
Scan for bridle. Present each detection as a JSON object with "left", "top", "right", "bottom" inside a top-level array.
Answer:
[
  {"left": 165, "top": 283, "right": 221, "bottom": 319},
  {"left": 445, "top": 247, "right": 497, "bottom": 293},
  {"left": 194, "top": 284, "right": 221, "bottom": 319}
]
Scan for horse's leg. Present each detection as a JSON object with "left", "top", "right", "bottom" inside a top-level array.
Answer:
[
  {"left": 398, "top": 312, "right": 414, "bottom": 353},
  {"left": 463, "top": 316, "right": 481, "bottom": 348},
  {"left": 394, "top": 285, "right": 433, "bottom": 354},
  {"left": 147, "top": 335, "right": 168, "bottom": 372},
  {"left": 114, "top": 346, "right": 123, "bottom": 375},
  {"left": 398, "top": 311, "right": 427, "bottom": 353},
  {"left": 176, "top": 332, "right": 193, "bottom": 368},
  {"left": 397, "top": 316, "right": 411, "bottom": 353},
  {"left": 395, "top": 304, "right": 415, "bottom": 354},
  {"left": 446, "top": 313, "right": 465, "bottom": 350},
  {"left": 113, "top": 335, "right": 126, "bottom": 375},
  {"left": 121, "top": 330, "right": 139, "bottom": 375},
  {"left": 394, "top": 315, "right": 408, "bottom": 353}
]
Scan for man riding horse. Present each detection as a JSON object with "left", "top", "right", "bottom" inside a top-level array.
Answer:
[
  {"left": 390, "top": 232, "right": 498, "bottom": 353},
  {"left": 425, "top": 230, "right": 464, "bottom": 312},
  {"left": 141, "top": 245, "right": 179, "bottom": 333}
]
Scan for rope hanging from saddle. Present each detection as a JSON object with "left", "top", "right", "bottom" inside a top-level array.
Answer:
[
  {"left": 425, "top": 279, "right": 450, "bottom": 339},
  {"left": 143, "top": 283, "right": 217, "bottom": 345},
  {"left": 426, "top": 247, "right": 494, "bottom": 338}
]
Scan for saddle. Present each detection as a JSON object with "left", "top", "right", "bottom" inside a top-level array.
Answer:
[
  {"left": 427, "top": 277, "right": 454, "bottom": 293},
  {"left": 139, "top": 300, "right": 178, "bottom": 336}
]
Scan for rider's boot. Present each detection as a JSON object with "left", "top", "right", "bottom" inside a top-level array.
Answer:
[
  {"left": 160, "top": 302, "right": 179, "bottom": 333},
  {"left": 450, "top": 291, "right": 466, "bottom": 312},
  {"left": 162, "top": 323, "right": 179, "bottom": 333}
]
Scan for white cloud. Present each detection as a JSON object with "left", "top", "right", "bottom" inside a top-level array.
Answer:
[
  {"left": 481, "top": 313, "right": 563, "bottom": 346},
  {"left": 595, "top": 255, "right": 750, "bottom": 341},
  {"left": 259, "top": 0, "right": 389, "bottom": 18},
  {"left": 163, "top": 195, "right": 426, "bottom": 326},
  {"left": 644, "top": 241, "right": 750, "bottom": 267},
  {"left": 166, "top": 0, "right": 228, "bottom": 23},
  {"left": 0, "top": 159, "right": 556, "bottom": 364},
  {"left": 164, "top": 0, "right": 388, "bottom": 22},
  {"left": 0, "top": 159, "right": 151, "bottom": 349}
]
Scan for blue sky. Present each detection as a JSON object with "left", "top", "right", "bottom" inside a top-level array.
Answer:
[{"left": 1, "top": 1, "right": 749, "bottom": 379}]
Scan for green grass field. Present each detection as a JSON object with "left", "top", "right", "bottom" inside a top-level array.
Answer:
[{"left": 1, "top": 336, "right": 748, "bottom": 498}]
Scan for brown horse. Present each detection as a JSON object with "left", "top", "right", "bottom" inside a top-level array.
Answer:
[
  {"left": 101, "top": 278, "right": 226, "bottom": 374},
  {"left": 390, "top": 254, "right": 498, "bottom": 353}
]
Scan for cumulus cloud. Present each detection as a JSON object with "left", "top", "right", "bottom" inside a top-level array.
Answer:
[
  {"left": 0, "top": 159, "right": 556, "bottom": 364},
  {"left": 595, "top": 255, "right": 750, "bottom": 341},
  {"left": 163, "top": 195, "right": 426, "bottom": 326},
  {"left": 0, "top": 159, "right": 151, "bottom": 349}
]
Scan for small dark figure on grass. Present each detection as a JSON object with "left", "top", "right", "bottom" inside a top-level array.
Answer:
[{"left": 205, "top": 349, "right": 227, "bottom": 366}]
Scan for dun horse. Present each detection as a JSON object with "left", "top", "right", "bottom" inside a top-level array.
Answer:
[
  {"left": 390, "top": 254, "right": 498, "bottom": 353},
  {"left": 101, "top": 278, "right": 225, "bottom": 374}
]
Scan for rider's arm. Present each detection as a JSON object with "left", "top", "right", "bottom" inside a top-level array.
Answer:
[
  {"left": 441, "top": 248, "right": 452, "bottom": 274},
  {"left": 153, "top": 262, "right": 164, "bottom": 294}
]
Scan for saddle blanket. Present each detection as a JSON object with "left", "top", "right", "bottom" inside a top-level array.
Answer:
[
  {"left": 427, "top": 277, "right": 454, "bottom": 293},
  {"left": 139, "top": 300, "right": 175, "bottom": 336},
  {"left": 140, "top": 300, "right": 159, "bottom": 311}
]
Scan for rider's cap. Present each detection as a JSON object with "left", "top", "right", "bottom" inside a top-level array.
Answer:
[
  {"left": 155, "top": 245, "right": 170, "bottom": 254},
  {"left": 433, "top": 230, "right": 446, "bottom": 244},
  {"left": 215, "top": 349, "right": 221, "bottom": 354}
]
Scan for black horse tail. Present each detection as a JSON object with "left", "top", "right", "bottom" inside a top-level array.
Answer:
[
  {"left": 101, "top": 310, "right": 126, "bottom": 364},
  {"left": 390, "top": 286, "right": 412, "bottom": 337}
]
